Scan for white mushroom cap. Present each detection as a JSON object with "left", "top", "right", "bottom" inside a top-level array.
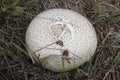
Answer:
[{"left": 26, "top": 9, "right": 97, "bottom": 72}]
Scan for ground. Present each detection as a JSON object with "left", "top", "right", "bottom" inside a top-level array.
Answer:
[{"left": 0, "top": 0, "right": 120, "bottom": 80}]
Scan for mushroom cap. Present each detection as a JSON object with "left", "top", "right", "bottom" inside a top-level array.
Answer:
[{"left": 26, "top": 9, "right": 97, "bottom": 72}]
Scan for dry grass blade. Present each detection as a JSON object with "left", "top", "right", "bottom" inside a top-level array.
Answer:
[
  {"left": 3, "top": 54, "right": 15, "bottom": 80},
  {"left": 12, "top": 42, "right": 28, "bottom": 56},
  {"left": 103, "top": 68, "right": 113, "bottom": 80}
]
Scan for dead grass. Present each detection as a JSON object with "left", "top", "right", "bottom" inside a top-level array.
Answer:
[{"left": 0, "top": 0, "right": 120, "bottom": 80}]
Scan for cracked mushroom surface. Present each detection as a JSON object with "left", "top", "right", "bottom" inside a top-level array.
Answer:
[{"left": 25, "top": 9, "right": 97, "bottom": 72}]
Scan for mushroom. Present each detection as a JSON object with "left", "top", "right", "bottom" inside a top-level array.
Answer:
[{"left": 25, "top": 9, "right": 97, "bottom": 72}]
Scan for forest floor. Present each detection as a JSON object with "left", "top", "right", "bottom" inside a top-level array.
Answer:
[{"left": 0, "top": 0, "right": 120, "bottom": 80}]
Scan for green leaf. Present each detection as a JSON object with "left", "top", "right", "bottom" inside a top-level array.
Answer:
[
  {"left": 61, "top": 58, "right": 65, "bottom": 72},
  {"left": 87, "top": 59, "right": 93, "bottom": 74},
  {"left": 113, "top": 52, "right": 120, "bottom": 64},
  {"left": 11, "top": 6, "right": 23, "bottom": 16},
  {"left": 6, "top": 5, "right": 23, "bottom": 16}
]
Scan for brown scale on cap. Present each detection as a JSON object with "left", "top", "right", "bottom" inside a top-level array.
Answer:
[
  {"left": 62, "top": 50, "right": 71, "bottom": 64},
  {"left": 56, "top": 40, "right": 64, "bottom": 46}
]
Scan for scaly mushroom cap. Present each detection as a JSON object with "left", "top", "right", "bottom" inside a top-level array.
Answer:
[{"left": 26, "top": 9, "right": 97, "bottom": 72}]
